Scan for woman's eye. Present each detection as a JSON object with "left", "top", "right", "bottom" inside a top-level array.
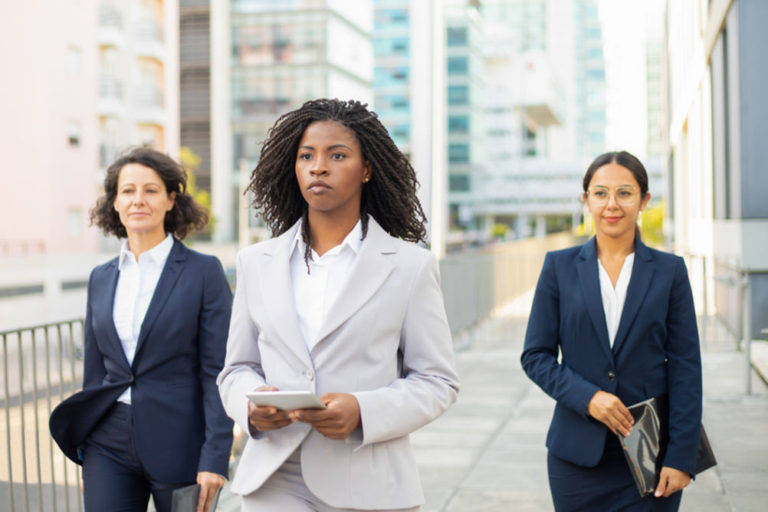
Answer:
[
  {"left": 618, "top": 189, "right": 632, "bottom": 197},
  {"left": 298, "top": 153, "right": 312, "bottom": 160},
  {"left": 331, "top": 153, "right": 345, "bottom": 160},
  {"left": 592, "top": 190, "right": 607, "bottom": 198}
]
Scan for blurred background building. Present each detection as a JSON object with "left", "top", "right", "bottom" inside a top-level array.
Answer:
[
  {"left": 1, "top": 0, "right": 764, "bottom": 334},
  {"left": 1, "top": 0, "right": 180, "bottom": 254},
  {"left": 665, "top": 0, "right": 768, "bottom": 340}
]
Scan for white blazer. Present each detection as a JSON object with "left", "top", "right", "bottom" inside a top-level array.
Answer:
[{"left": 217, "top": 217, "right": 459, "bottom": 509}]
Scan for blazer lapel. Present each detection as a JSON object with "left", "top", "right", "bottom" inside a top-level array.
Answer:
[
  {"left": 96, "top": 258, "right": 132, "bottom": 369},
  {"left": 259, "top": 224, "right": 314, "bottom": 368},
  {"left": 133, "top": 240, "right": 186, "bottom": 363},
  {"left": 611, "top": 237, "right": 655, "bottom": 355},
  {"left": 576, "top": 238, "right": 613, "bottom": 360},
  {"left": 314, "top": 218, "right": 395, "bottom": 345}
]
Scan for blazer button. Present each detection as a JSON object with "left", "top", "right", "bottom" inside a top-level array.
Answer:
[
  {"left": 607, "top": 371, "right": 617, "bottom": 381},
  {"left": 303, "top": 370, "right": 315, "bottom": 381}
]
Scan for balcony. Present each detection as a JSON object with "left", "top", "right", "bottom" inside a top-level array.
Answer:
[
  {"left": 133, "top": 18, "right": 166, "bottom": 61},
  {"left": 98, "top": 75, "right": 125, "bottom": 116},
  {"left": 516, "top": 52, "right": 564, "bottom": 128},
  {"left": 98, "top": 2, "right": 124, "bottom": 47},
  {"left": 134, "top": 85, "right": 166, "bottom": 125}
]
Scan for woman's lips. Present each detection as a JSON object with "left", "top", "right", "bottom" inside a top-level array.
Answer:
[
  {"left": 603, "top": 216, "right": 622, "bottom": 223},
  {"left": 307, "top": 181, "right": 331, "bottom": 193}
]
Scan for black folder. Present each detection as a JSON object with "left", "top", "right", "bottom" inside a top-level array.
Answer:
[
  {"left": 171, "top": 483, "right": 220, "bottom": 512},
  {"left": 618, "top": 395, "right": 717, "bottom": 496}
]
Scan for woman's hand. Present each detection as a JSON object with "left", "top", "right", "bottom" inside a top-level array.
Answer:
[
  {"left": 196, "top": 471, "right": 225, "bottom": 512},
  {"left": 247, "top": 386, "right": 294, "bottom": 433},
  {"left": 291, "top": 393, "right": 361, "bottom": 440},
  {"left": 655, "top": 466, "right": 690, "bottom": 498},
  {"left": 587, "top": 390, "right": 634, "bottom": 437}
]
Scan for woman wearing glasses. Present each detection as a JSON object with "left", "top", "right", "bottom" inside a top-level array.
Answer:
[{"left": 521, "top": 151, "right": 702, "bottom": 511}]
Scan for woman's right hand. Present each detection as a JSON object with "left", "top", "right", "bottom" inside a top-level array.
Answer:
[
  {"left": 247, "top": 386, "right": 294, "bottom": 433},
  {"left": 587, "top": 390, "right": 634, "bottom": 437}
]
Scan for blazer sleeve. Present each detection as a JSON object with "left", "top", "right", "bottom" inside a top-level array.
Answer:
[
  {"left": 82, "top": 268, "right": 106, "bottom": 390},
  {"left": 352, "top": 252, "right": 459, "bottom": 448},
  {"left": 217, "top": 251, "right": 268, "bottom": 438},
  {"left": 662, "top": 257, "right": 703, "bottom": 474},
  {"left": 521, "top": 253, "right": 600, "bottom": 417},
  {"left": 195, "top": 256, "right": 235, "bottom": 478}
]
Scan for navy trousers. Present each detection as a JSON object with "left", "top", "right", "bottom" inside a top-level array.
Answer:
[
  {"left": 82, "top": 403, "right": 194, "bottom": 512},
  {"left": 547, "top": 434, "right": 683, "bottom": 512}
]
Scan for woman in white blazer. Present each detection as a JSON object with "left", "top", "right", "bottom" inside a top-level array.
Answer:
[{"left": 217, "top": 99, "right": 459, "bottom": 511}]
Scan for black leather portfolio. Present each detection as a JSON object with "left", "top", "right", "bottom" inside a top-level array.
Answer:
[
  {"left": 171, "top": 483, "right": 220, "bottom": 512},
  {"left": 618, "top": 395, "right": 717, "bottom": 497}
]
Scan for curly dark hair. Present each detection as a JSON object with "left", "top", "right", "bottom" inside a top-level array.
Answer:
[
  {"left": 248, "top": 98, "right": 427, "bottom": 254},
  {"left": 90, "top": 147, "right": 208, "bottom": 240}
]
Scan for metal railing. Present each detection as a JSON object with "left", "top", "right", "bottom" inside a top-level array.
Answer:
[
  {"left": 1, "top": 320, "right": 84, "bottom": 512},
  {"left": 439, "top": 231, "right": 582, "bottom": 339}
]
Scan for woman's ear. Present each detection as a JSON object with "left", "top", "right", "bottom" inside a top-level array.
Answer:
[
  {"left": 640, "top": 191, "right": 651, "bottom": 211},
  {"left": 167, "top": 191, "right": 177, "bottom": 212},
  {"left": 363, "top": 161, "right": 372, "bottom": 183}
]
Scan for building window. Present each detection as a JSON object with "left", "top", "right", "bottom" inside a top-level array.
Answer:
[
  {"left": 66, "top": 47, "right": 82, "bottom": 75},
  {"left": 449, "top": 174, "right": 470, "bottom": 192},
  {"left": 447, "top": 85, "right": 469, "bottom": 105},
  {"left": 67, "top": 121, "right": 81, "bottom": 147},
  {"left": 448, "top": 144, "right": 470, "bottom": 164},
  {"left": 374, "top": 8, "right": 408, "bottom": 29},
  {"left": 448, "top": 115, "right": 469, "bottom": 133},
  {"left": 68, "top": 208, "right": 83, "bottom": 237},
  {"left": 447, "top": 56, "right": 468, "bottom": 75},
  {"left": 447, "top": 26, "right": 467, "bottom": 47}
]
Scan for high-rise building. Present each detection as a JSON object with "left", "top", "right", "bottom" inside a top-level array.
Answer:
[
  {"left": 666, "top": 0, "right": 768, "bottom": 338},
  {"left": 573, "top": 0, "right": 606, "bottom": 161},
  {"left": 180, "top": 0, "right": 213, "bottom": 193},
  {"left": 211, "top": 0, "right": 374, "bottom": 243},
  {"left": 473, "top": 0, "right": 595, "bottom": 240},
  {"left": 444, "top": 0, "right": 485, "bottom": 233},
  {"left": 372, "top": 0, "right": 449, "bottom": 254},
  {"left": 0, "top": 0, "right": 180, "bottom": 254}
]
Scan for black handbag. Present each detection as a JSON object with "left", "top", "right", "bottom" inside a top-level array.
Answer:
[{"left": 618, "top": 395, "right": 717, "bottom": 496}]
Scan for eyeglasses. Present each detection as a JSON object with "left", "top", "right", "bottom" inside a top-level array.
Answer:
[{"left": 585, "top": 186, "right": 640, "bottom": 207}]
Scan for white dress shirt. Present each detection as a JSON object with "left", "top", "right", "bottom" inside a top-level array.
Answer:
[
  {"left": 113, "top": 233, "right": 174, "bottom": 403},
  {"left": 598, "top": 252, "right": 634, "bottom": 348},
  {"left": 290, "top": 220, "right": 363, "bottom": 352}
]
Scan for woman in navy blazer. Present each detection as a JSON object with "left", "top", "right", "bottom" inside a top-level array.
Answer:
[
  {"left": 521, "top": 151, "right": 702, "bottom": 511},
  {"left": 50, "top": 148, "right": 233, "bottom": 512}
]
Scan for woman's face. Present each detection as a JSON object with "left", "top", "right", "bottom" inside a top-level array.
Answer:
[
  {"left": 583, "top": 162, "right": 650, "bottom": 239},
  {"left": 113, "top": 163, "right": 175, "bottom": 238},
  {"left": 295, "top": 120, "right": 371, "bottom": 221}
]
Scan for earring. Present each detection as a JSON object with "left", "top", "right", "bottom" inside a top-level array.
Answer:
[{"left": 363, "top": 177, "right": 370, "bottom": 183}]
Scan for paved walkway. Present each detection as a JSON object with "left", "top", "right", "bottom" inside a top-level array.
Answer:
[{"left": 216, "top": 292, "right": 768, "bottom": 511}]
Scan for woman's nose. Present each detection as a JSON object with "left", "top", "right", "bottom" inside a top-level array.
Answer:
[{"left": 309, "top": 160, "right": 328, "bottom": 176}]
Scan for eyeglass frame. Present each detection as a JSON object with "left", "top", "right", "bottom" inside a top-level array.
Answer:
[{"left": 584, "top": 185, "right": 644, "bottom": 207}]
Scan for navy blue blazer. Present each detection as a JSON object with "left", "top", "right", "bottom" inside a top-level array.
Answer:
[
  {"left": 521, "top": 236, "right": 702, "bottom": 475},
  {"left": 50, "top": 240, "right": 234, "bottom": 483}
]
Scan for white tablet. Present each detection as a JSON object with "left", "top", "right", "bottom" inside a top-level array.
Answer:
[{"left": 246, "top": 390, "right": 326, "bottom": 410}]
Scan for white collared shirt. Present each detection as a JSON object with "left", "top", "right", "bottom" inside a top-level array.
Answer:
[
  {"left": 290, "top": 220, "right": 363, "bottom": 352},
  {"left": 598, "top": 252, "right": 634, "bottom": 348},
  {"left": 113, "top": 233, "right": 174, "bottom": 403}
]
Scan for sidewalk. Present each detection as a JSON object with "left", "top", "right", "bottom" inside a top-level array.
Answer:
[{"left": 217, "top": 292, "right": 768, "bottom": 512}]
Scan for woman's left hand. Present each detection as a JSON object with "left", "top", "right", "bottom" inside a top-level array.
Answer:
[
  {"left": 291, "top": 393, "right": 361, "bottom": 440},
  {"left": 196, "top": 471, "right": 226, "bottom": 512},
  {"left": 654, "top": 466, "right": 690, "bottom": 498}
]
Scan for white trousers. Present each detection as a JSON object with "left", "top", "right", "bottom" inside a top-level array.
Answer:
[{"left": 241, "top": 449, "right": 420, "bottom": 512}]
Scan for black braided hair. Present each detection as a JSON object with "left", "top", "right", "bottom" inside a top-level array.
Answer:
[{"left": 248, "top": 99, "right": 428, "bottom": 260}]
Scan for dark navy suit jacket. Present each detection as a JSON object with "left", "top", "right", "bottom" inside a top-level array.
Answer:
[
  {"left": 50, "top": 239, "right": 234, "bottom": 483},
  {"left": 521, "top": 236, "right": 702, "bottom": 475}
]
